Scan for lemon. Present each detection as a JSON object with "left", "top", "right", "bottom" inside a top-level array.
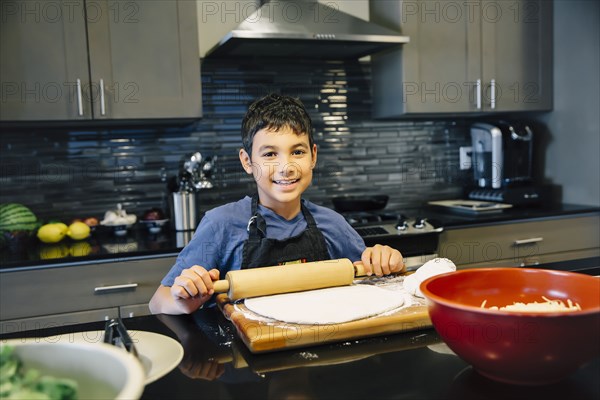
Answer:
[
  {"left": 39, "top": 243, "right": 69, "bottom": 259},
  {"left": 69, "top": 241, "right": 92, "bottom": 257},
  {"left": 37, "top": 223, "right": 67, "bottom": 243},
  {"left": 67, "top": 221, "right": 91, "bottom": 240},
  {"left": 54, "top": 222, "right": 68, "bottom": 234}
]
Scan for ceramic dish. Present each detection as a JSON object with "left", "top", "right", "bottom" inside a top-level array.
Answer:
[
  {"left": 100, "top": 222, "right": 135, "bottom": 236},
  {"left": 20, "top": 330, "right": 183, "bottom": 384},
  {"left": 139, "top": 219, "right": 169, "bottom": 234},
  {"left": 0, "top": 340, "right": 145, "bottom": 399},
  {"left": 420, "top": 268, "right": 600, "bottom": 385}
]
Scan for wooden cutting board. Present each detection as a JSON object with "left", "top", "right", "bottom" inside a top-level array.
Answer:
[{"left": 216, "top": 284, "right": 432, "bottom": 353}]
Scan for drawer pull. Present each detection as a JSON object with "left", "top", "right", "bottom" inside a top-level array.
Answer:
[
  {"left": 76, "top": 78, "right": 83, "bottom": 116},
  {"left": 94, "top": 283, "right": 138, "bottom": 294},
  {"left": 513, "top": 237, "right": 543, "bottom": 246},
  {"left": 99, "top": 78, "right": 106, "bottom": 116}
]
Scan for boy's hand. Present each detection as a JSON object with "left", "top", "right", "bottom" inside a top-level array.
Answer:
[
  {"left": 357, "top": 245, "right": 405, "bottom": 277},
  {"left": 170, "top": 266, "right": 220, "bottom": 311}
]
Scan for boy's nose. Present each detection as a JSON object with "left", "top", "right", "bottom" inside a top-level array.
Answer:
[{"left": 278, "top": 160, "right": 301, "bottom": 177}]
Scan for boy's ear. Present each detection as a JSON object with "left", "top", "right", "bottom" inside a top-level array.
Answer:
[
  {"left": 311, "top": 144, "right": 318, "bottom": 169},
  {"left": 239, "top": 149, "right": 253, "bottom": 174}
]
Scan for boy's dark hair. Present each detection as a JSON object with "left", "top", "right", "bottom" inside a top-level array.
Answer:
[{"left": 241, "top": 93, "right": 313, "bottom": 156}]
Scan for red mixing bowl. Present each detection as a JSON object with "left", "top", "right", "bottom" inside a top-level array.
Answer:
[{"left": 420, "top": 268, "right": 600, "bottom": 385}]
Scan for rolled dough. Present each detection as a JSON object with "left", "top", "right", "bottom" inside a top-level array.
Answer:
[
  {"left": 404, "top": 258, "right": 456, "bottom": 298},
  {"left": 244, "top": 285, "right": 405, "bottom": 325}
]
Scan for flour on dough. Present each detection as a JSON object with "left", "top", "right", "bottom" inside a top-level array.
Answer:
[{"left": 244, "top": 285, "right": 405, "bottom": 325}]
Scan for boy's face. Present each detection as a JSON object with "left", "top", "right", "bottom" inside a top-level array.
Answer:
[{"left": 239, "top": 127, "right": 317, "bottom": 216}]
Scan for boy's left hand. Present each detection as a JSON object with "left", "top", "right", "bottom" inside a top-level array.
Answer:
[{"left": 357, "top": 244, "right": 405, "bottom": 276}]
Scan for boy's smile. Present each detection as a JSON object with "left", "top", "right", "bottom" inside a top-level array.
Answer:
[{"left": 239, "top": 127, "right": 317, "bottom": 219}]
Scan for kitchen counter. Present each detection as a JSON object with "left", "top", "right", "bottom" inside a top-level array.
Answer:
[
  {"left": 1, "top": 203, "right": 598, "bottom": 271},
  {"left": 1, "top": 309, "right": 598, "bottom": 400},
  {"left": 421, "top": 202, "right": 600, "bottom": 229},
  {"left": 0, "top": 225, "right": 186, "bottom": 271}
]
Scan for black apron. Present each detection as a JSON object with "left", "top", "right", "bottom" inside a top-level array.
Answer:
[{"left": 241, "top": 196, "right": 330, "bottom": 269}]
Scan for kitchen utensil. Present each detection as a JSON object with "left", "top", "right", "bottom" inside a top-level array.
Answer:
[
  {"left": 104, "top": 318, "right": 138, "bottom": 358},
  {"left": 177, "top": 152, "right": 216, "bottom": 192},
  {"left": 331, "top": 195, "right": 389, "bottom": 212},
  {"left": 420, "top": 268, "right": 600, "bottom": 385},
  {"left": 212, "top": 258, "right": 384, "bottom": 301},
  {"left": 0, "top": 340, "right": 145, "bottom": 399}
]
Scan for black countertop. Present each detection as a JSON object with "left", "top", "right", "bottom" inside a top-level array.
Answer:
[
  {"left": 1, "top": 203, "right": 598, "bottom": 271},
  {"left": 420, "top": 202, "right": 600, "bottom": 229},
  {"left": 1, "top": 310, "right": 598, "bottom": 400}
]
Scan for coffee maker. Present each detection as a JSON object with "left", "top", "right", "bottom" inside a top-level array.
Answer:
[{"left": 469, "top": 121, "right": 544, "bottom": 205}]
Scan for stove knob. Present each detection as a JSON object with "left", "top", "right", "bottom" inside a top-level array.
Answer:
[
  {"left": 395, "top": 217, "right": 409, "bottom": 231},
  {"left": 414, "top": 217, "right": 426, "bottom": 229}
]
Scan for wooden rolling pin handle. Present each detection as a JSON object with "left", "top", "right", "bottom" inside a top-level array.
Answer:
[
  {"left": 354, "top": 262, "right": 366, "bottom": 277},
  {"left": 213, "top": 279, "right": 230, "bottom": 294}
]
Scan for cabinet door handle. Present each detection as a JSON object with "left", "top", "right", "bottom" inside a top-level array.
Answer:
[
  {"left": 513, "top": 237, "right": 543, "bottom": 246},
  {"left": 476, "top": 79, "right": 482, "bottom": 110},
  {"left": 99, "top": 78, "right": 106, "bottom": 116},
  {"left": 490, "top": 79, "right": 496, "bottom": 109},
  {"left": 94, "top": 283, "right": 138, "bottom": 294},
  {"left": 76, "top": 78, "right": 83, "bottom": 116}
]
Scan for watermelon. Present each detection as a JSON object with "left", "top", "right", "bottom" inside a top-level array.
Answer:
[{"left": 0, "top": 203, "right": 39, "bottom": 232}]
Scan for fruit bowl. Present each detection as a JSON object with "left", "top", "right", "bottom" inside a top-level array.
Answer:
[
  {"left": 102, "top": 223, "right": 135, "bottom": 237},
  {"left": 139, "top": 219, "right": 169, "bottom": 234},
  {"left": 100, "top": 204, "right": 137, "bottom": 236},
  {"left": 420, "top": 268, "right": 600, "bottom": 385}
]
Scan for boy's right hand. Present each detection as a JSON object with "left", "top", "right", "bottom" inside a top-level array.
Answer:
[{"left": 170, "top": 265, "right": 220, "bottom": 310}]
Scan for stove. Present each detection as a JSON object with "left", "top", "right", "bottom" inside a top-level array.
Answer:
[{"left": 341, "top": 210, "right": 444, "bottom": 271}]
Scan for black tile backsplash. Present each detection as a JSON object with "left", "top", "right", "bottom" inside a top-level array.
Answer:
[{"left": 0, "top": 59, "right": 471, "bottom": 221}]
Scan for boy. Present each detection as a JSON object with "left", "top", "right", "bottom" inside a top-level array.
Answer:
[{"left": 149, "top": 94, "right": 405, "bottom": 315}]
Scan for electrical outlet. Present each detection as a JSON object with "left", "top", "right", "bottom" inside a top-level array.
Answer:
[{"left": 459, "top": 146, "right": 472, "bottom": 170}]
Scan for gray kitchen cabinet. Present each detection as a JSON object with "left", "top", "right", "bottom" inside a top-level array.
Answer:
[
  {"left": 0, "top": 0, "right": 201, "bottom": 121},
  {"left": 0, "top": 255, "right": 176, "bottom": 334},
  {"left": 437, "top": 214, "right": 600, "bottom": 269},
  {"left": 370, "top": 0, "right": 552, "bottom": 116}
]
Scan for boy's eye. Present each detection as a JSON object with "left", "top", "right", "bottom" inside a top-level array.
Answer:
[
  {"left": 262, "top": 152, "right": 276, "bottom": 157},
  {"left": 292, "top": 150, "right": 306, "bottom": 155}
]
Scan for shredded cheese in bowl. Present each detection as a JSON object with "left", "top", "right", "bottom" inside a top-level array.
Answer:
[{"left": 480, "top": 296, "right": 582, "bottom": 312}]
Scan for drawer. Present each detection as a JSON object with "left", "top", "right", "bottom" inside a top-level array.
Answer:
[
  {"left": 438, "top": 215, "right": 600, "bottom": 267},
  {"left": 0, "top": 256, "right": 176, "bottom": 321}
]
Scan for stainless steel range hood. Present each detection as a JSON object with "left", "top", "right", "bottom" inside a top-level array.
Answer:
[{"left": 204, "top": 0, "right": 409, "bottom": 59}]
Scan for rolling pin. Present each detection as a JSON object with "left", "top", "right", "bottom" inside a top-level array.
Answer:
[{"left": 212, "top": 258, "right": 368, "bottom": 300}]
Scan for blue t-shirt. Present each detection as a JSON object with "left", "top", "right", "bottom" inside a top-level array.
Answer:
[{"left": 161, "top": 196, "right": 365, "bottom": 286}]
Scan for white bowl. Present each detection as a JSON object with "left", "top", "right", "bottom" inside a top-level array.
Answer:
[
  {"left": 139, "top": 219, "right": 169, "bottom": 234},
  {"left": 1, "top": 340, "right": 145, "bottom": 399},
  {"left": 100, "top": 223, "right": 135, "bottom": 236}
]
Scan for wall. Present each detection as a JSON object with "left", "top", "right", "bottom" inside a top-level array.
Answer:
[
  {"left": 536, "top": 0, "right": 600, "bottom": 206},
  {"left": 0, "top": 59, "right": 470, "bottom": 222}
]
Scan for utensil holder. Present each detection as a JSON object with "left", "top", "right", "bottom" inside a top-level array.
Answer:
[{"left": 169, "top": 192, "right": 198, "bottom": 231}]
